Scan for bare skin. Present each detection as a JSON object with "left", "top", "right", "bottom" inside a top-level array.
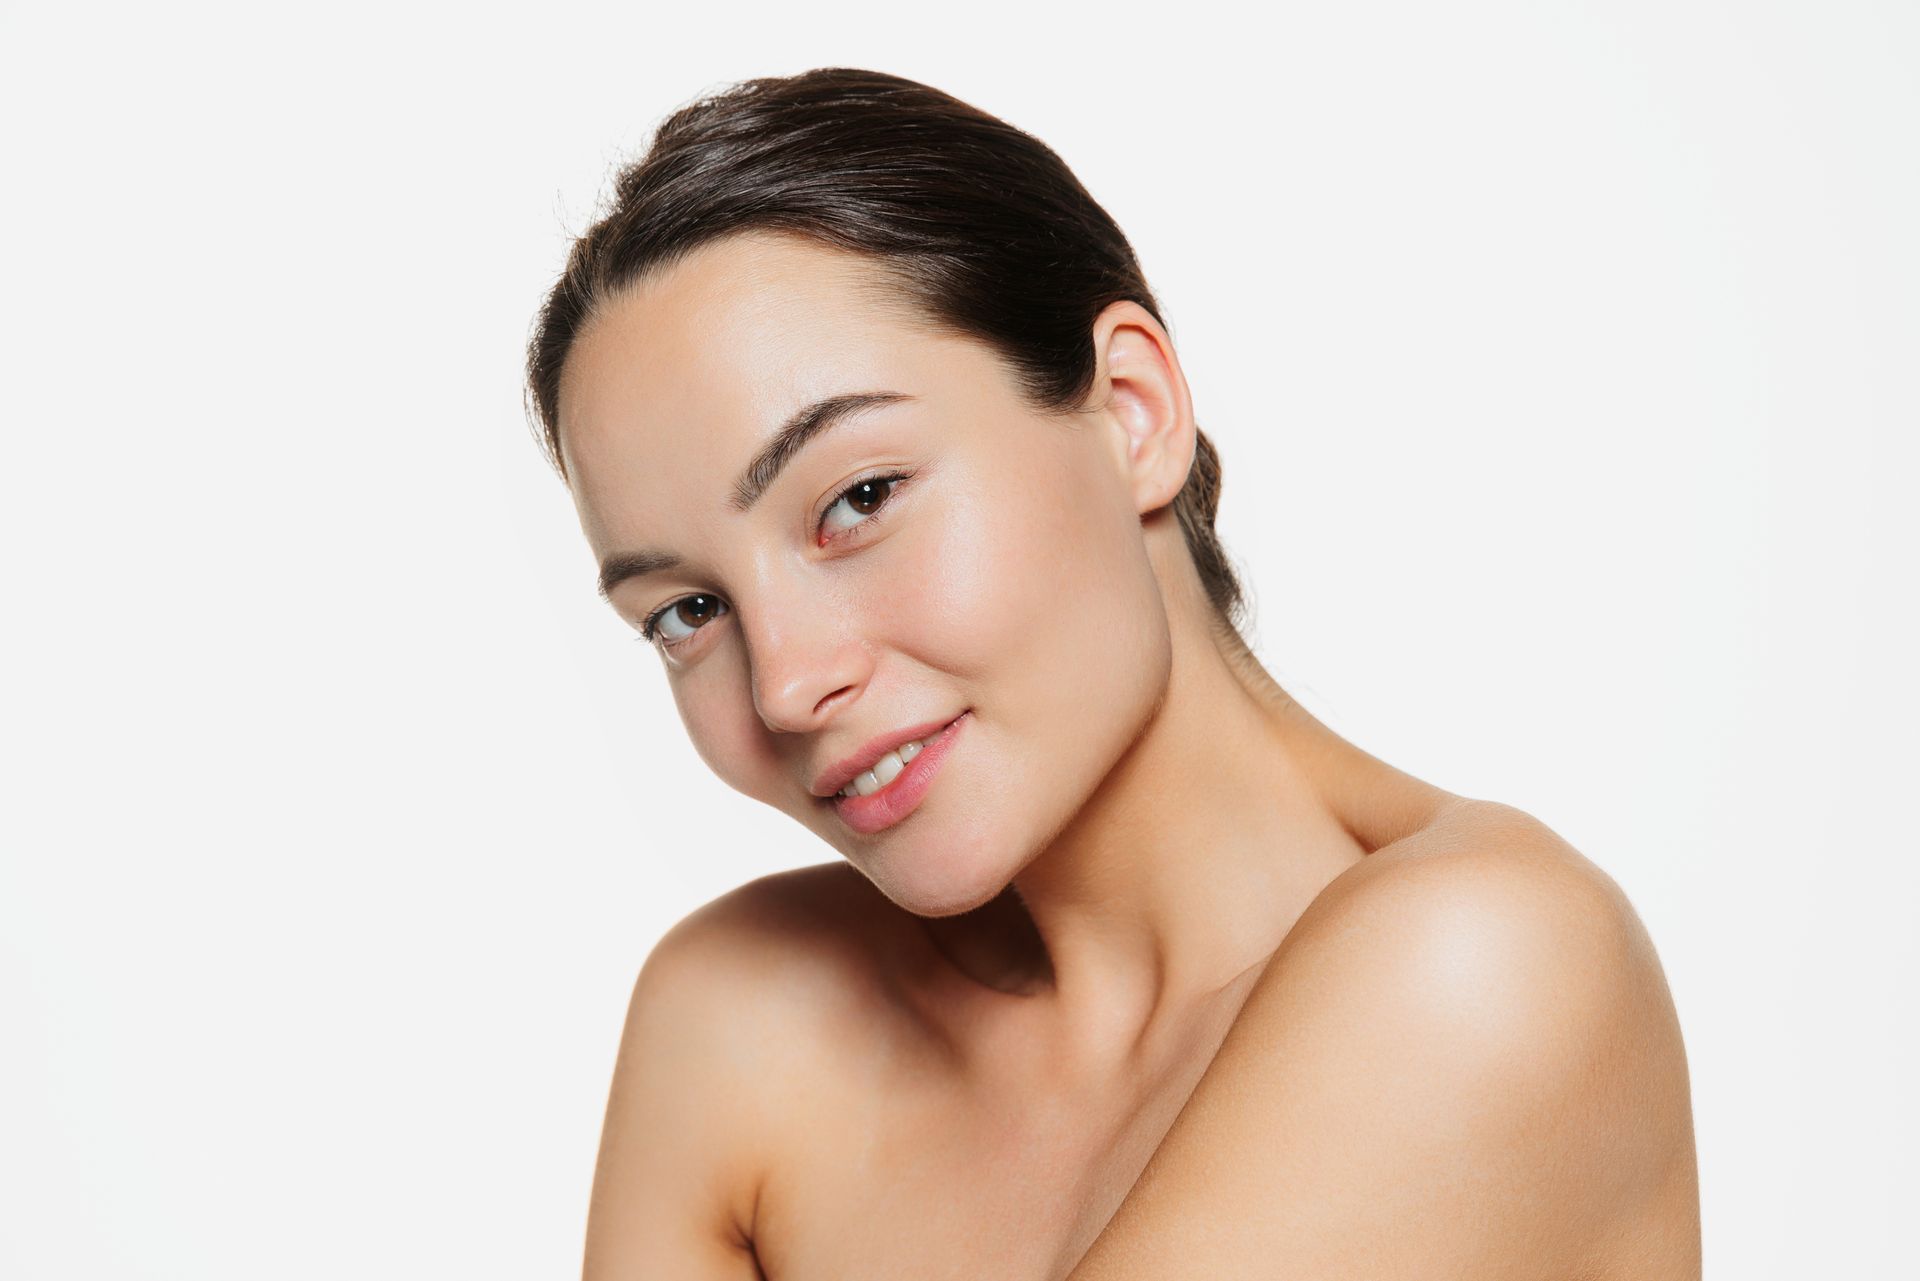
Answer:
[{"left": 556, "top": 230, "right": 1701, "bottom": 1278}]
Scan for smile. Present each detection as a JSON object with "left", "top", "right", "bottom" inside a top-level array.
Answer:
[{"left": 827, "top": 710, "right": 969, "bottom": 835}]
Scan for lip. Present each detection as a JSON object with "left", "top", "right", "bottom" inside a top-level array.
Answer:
[
  {"left": 810, "top": 710, "right": 969, "bottom": 798},
  {"left": 821, "top": 710, "right": 970, "bottom": 836}
]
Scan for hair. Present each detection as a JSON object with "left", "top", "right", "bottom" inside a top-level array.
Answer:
[{"left": 524, "top": 66, "right": 1255, "bottom": 654}]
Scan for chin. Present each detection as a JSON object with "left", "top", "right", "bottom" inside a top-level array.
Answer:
[{"left": 853, "top": 826, "right": 1023, "bottom": 920}]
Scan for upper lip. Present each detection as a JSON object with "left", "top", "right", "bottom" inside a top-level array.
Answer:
[{"left": 810, "top": 711, "right": 965, "bottom": 798}]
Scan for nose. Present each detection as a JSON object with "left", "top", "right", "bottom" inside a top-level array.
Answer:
[{"left": 739, "top": 580, "right": 873, "bottom": 735}]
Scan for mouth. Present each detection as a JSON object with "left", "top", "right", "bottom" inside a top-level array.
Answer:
[{"left": 820, "top": 710, "right": 970, "bottom": 836}]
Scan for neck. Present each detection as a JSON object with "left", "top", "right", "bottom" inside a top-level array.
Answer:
[{"left": 929, "top": 541, "right": 1456, "bottom": 1074}]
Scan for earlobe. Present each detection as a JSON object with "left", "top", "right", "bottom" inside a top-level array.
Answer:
[{"left": 1090, "top": 302, "right": 1198, "bottom": 517}]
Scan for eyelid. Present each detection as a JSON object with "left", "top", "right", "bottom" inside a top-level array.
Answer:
[
  {"left": 813, "top": 466, "right": 914, "bottom": 546},
  {"left": 638, "top": 594, "right": 726, "bottom": 647},
  {"left": 637, "top": 468, "right": 915, "bottom": 653}
]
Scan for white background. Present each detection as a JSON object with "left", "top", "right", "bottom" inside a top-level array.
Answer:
[{"left": 3, "top": 2, "right": 1914, "bottom": 1276}]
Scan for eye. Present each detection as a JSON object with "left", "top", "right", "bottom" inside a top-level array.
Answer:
[
  {"left": 817, "top": 469, "right": 911, "bottom": 545},
  {"left": 639, "top": 593, "right": 727, "bottom": 650},
  {"left": 636, "top": 469, "right": 914, "bottom": 654}
]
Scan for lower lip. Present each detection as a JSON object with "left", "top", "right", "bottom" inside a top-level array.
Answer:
[{"left": 827, "top": 710, "right": 970, "bottom": 836}]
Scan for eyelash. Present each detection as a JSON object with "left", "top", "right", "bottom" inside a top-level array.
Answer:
[{"left": 637, "top": 468, "right": 915, "bottom": 650}]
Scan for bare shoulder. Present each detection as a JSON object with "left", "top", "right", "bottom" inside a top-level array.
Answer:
[
  {"left": 609, "top": 857, "right": 918, "bottom": 1114},
  {"left": 1067, "top": 799, "right": 1701, "bottom": 1279},
  {"left": 655, "top": 859, "right": 932, "bottom": 1034},
  {"left": 585, "top": 862, "right": 913, "bottom": 1279},
  {"left": 1291, "top": 799, "right": 1695, "bottom": 1142},
  {"left": 1307, "top": 797, "right": 1669, "bottom": 988}
]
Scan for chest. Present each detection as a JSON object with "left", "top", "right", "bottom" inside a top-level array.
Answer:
[{"left": 751, "top": 1038, "right": 1216, "bottom": 1281}]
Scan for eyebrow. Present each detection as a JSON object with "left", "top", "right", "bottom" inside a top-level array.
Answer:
[{"left": 595, "top": 390, "right": 917, "bottom": 602}]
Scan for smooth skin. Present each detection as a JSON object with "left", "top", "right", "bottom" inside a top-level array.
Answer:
[{"left": 556, "top": 230, "right": 1701, "bottom": 1278}]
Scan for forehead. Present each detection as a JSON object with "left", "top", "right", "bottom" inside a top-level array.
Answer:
[{"left": 556, "top": 232, "right": 970, "bottom": 543}]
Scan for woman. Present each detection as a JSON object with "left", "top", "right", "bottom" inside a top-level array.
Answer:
[{"left": 524, "top": 67, "right": 1700, "bottom": 1279}]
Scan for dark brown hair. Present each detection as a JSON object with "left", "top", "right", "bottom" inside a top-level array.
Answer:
[{"left": 524, "top": 67, "right": 1252, "bottom": 649}]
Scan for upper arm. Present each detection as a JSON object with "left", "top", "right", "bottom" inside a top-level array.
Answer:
[
  {"left": 1067, "top": 823, "right": 1696, "bottom": 1280},
  {"left": 583, "top": 894, "right": 776, "bottom": 1280}
]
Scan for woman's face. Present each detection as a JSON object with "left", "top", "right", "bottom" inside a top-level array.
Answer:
[{"left": 557, "top": 231, "right": 1176, "bottom": 917}]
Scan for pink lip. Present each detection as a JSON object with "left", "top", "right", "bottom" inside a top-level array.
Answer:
[
  {"left": 826, "top": 710, "right": 970, "bottom": 835},
  {"left": 810, "top": 711, "right": 968, "bottom": 798}
]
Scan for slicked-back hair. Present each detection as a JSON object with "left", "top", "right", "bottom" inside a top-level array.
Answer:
[{"left": 525, "top": 67, "right": 1251, "bottom": 646}]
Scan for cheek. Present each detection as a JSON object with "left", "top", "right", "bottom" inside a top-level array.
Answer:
[
  {"left": 900, "top": 445, "right": 1171, "bottom": 769},
  {"left": 669, "top": 663, "right": 782, "bottom": 796}
]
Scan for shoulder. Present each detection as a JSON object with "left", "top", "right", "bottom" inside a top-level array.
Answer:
[
  {"left": 1252, "top": 800, "right": 1691, "bottom": 1252},
  {"left": 1283, "top": 798, "right": 1684, "bottom": 1090},
  {"left": 638, "top": 860, "right": 929, "bottom": 1036},
  {"left": 1262, "top": 801, "right": 1696, "bottom": 1252},
  {"left": 616, "top": 860, "right": 918, "bottom": 1105},
  {"left": 1285, "top": 798, "right": 1660, "bottom": 1020},
  {"left": 587, "top": 863, "right": 913, "bottom": 1273},
  {"left": 1069, "top": 800, "right": 1699, "bottom": 1277}
]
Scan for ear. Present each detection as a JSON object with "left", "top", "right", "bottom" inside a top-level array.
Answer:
[{"left": 1085, "top": 300, "right": 1198, "bottom": 517}]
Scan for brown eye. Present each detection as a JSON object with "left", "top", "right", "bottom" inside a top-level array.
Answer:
[
  {"left": 847, "top": 478, "right": 889, "bottom": 514},
  {"left": 820, "top": 471, "right": 908, "bottom": 541},
  {"left": 646, "top": 593, "right": 727, "bottom": 647}
]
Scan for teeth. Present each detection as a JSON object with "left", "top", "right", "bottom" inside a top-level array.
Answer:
[
  {"left": 870, "top": 751, "right": 906, "bottom": 788},
  {"left": 838, "top": 736, "right": 928, "bottom": 798}
]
